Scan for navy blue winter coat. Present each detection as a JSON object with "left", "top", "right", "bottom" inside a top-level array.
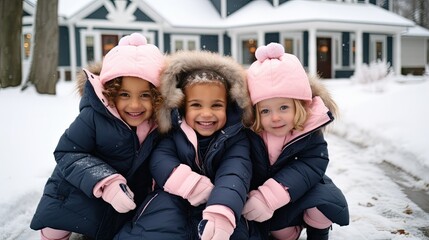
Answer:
[
  {"left": 115, "top": 50, "right": 260, "bottom": 239},
  {"left": 246, "top": 83, "right": 349, "bottom": 236},
  {"left": 30, "top": 67, "right": 159, "bottom": 239}
]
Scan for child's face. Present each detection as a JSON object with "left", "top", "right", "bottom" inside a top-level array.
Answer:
[
  {"left": 184, "top": 83, "right": 227, "bottom": 137},
  {"left": 115, "top": 76, "right": 153, "bottom": 127},
  {"left": 257, "top": 97, "right": 296, "bottom": 137}
]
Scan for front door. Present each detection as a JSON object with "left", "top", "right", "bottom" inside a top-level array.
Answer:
[{"left": 317, "top": 37, "right": 332, "bottom": 79}]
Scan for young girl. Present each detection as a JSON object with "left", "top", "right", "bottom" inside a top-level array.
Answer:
[
  {"left": 114, "top": 50, "right": 257, "bottom": 239},
  {"left": 243, "top": 43, "right": 349, "bottom": 240},
  {"left": 30, "top": 33, "right": 165, "bottom": 240}
]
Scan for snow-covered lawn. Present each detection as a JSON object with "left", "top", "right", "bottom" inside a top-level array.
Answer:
[{"left": 0, "top": 77, "right": 428, "bottom": 239}]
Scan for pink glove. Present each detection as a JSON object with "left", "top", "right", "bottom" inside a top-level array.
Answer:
[
  {"left": 242, "top": 178, "right": 290, "bottom": 222},
  {"left": 199, "top": 206, "right": 235, "bottom": 240},
  {"left": 164, "top": 164, "right": 214, "bottom": 206},
  {"left": 94, "top": 174, "right": 136, "bottom": 213}
]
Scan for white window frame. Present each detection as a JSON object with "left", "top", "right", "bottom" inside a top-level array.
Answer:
[
  {"left": 80, "top": 30, "right": 155, "bottom": 67},
  {"left": 280, "top": 32, "right": 303, "bottom": 61},
  {"left": 237, "top": 34, "right": 258, "bottom": 66},
  {"left": 369, "top": 34, "right": 387, "bottom": 63},
  {"left": 171, "top": 35, "right": 200, "bottom": 52}
]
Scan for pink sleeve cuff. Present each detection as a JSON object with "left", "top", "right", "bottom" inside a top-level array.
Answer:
[
  {"left": 164, "top": 164, "right": 201, "bottom": 198},
  {"left": 203, "top": 205, "right": 236, "bottom": 228},
  {"left": 92, "top": 173, "right": 126, "bottom": 198}
]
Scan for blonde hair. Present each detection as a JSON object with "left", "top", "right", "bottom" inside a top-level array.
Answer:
[{"left": 251, "top": 99, "right": 308, "bottom": 133}]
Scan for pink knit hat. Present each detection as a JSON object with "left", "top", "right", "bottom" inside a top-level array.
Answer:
[
  {"left": 247, "top": 42, "right": 311, "bottom": 105},
  {"left": 100, "top": 33, "right": 164, "bottom": 87}
]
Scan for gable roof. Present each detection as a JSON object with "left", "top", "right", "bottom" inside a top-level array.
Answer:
[{"left": 142, "top": 0, "right": 415, "bottom": 33}]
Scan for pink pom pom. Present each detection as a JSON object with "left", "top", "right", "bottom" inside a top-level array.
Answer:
[
  {"left": 255, "top": 43, "right": 284, "bottom": 62},
  {"left": 118, "top": 33, "right": 147, "bottom": 46}
]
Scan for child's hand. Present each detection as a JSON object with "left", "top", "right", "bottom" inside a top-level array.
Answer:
[
  {"left": 242, "top": 190, "right": 273, "bottom": 222},
  {"left": 102, "top": 181, "right": 136, "bottom": 213},
  {"left": 164, "top": 164, "right": 214, "bottom": 206},
  {"left": 198, "top": 212, "right": 234, "bottom": 240},
  {"left": 242, "top": 178, "right": 290, "bottom": 222}
]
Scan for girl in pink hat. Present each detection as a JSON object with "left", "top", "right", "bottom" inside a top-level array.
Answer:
[
  {"left": 30, "top": 33, "right": 165, "bottom": 240},
  {"left": 244, "top": 42, "right": 349, "bottom": 240}
]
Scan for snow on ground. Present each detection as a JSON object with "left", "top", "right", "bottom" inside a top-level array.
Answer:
[{"left": 0, "top": 77, "right": 428, "bottom": 239}]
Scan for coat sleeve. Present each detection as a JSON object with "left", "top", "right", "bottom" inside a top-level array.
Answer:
[
  {"left": 53, "top": 108, "right": 118, "bottom": 198},
  {"left": 206, "top": 130, "right": 252, "bottom": 221},
  {"left": 273, "top": 131, "right": 329, "bottom": 202},
  {"left": 149, "top": 134, "right": 183, "bottom": 187}
]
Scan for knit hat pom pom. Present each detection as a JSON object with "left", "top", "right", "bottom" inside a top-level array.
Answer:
[
  {"left": 255, "top": 42, "right": 284, "bottom": 62},
  {"left": 118, "top": 32, "right": 147, "bottom": 46}
]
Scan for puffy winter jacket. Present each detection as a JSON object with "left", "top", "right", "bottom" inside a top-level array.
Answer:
[
  {"left": 30, "top": 65, "right": 159, "bottom": 239},
  {"left": 247, "top": 77, "right": 349, "bottom": 234},
  {"left": 114, "top": 50, "right": 260, "bottom": 239}
]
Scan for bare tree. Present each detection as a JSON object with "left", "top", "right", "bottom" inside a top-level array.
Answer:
[
  {"left": 391, "top": 0, "right": 429, "bottom": 29},
  {"left": 0, "top": 0, "right": 22, "bottom": 88},
  {"left": 25, "top": 0, "right": 59, "bottom": 94}
]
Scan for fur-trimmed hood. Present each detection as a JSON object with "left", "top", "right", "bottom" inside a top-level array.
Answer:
[
  {"left": 157, "top": 50, "right": 253, "bottom": 133},
  {"left": 76, "top": 61, "right": 102, "bottom": 96},
  {"left": 308, "top": 74, "right": 338, "bottom": 118}
]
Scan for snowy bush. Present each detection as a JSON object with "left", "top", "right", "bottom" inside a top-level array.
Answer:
[{"left": 351, "top": 59, "right": 393, "bottom": 92}]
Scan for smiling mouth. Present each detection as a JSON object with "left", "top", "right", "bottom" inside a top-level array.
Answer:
[
  {"left": 197, "top": 121, "right": 215, "bottom": 126},
  {"left": 127, "top": 112, "right": 144, "bottom": 117}
]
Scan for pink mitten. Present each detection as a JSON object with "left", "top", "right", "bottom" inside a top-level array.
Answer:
[
  {"left": 164, "top": 164, "right": 214, "bottom": 206},
  {"left": 94, "top": 174, "right": 136, "bottom": 213},
  {"left": 242, "top": 178, "right": 290, "bottom": 222},
  {"left": 199, "top": 206, "right": 235, "bottom": 240}
]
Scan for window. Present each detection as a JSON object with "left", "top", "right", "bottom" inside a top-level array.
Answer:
[
  {"left": 284, "top": 38, "right": 294, "bottom": 54},
  {"left": 23, "top": 33, "right": 31, "bottom": 59},
  {"left": 281, "top": 32, "right": 303, "bottom": 61},
  {"left": 369, "top": 35, "right": 386, "bottom": 62},
  {"left": 241, "top": 39, "right": 257, "bottom": 65},
  {"left": 171, "top": 35, "right": 199, "bottom": 52},
  {"left": 85, "top": 36, "right": 94, "bottom": 62},
  {"left": 102, "top": 35, "right": 119, "bottom": 57}
]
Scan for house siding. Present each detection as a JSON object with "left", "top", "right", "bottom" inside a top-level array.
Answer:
[
  {"left": 363, "top": 33, "right": 370, "bottom": 64},
  {"left": 342, "top": 32, "right": 350, "bottom": 67},
  {"left": 226, "top": 0, "right": 250, "bottom": 16},
  {"left": 58, "top": 26, "right": 70, "bottom": 66},
  {"left": 265, "top": 32, "right": 280, "bottom": 45},
  {"left": 86, "top": 6, "right": 108, "bottom": 20},
  {"left": 201, "top": 34, "right": 219, "bottom": 52},
  {"left": 387, "top": 36, "right": 393, "bottom": 66},
  {"left": 223, "top": 33, "right": 231, "bottom": 56},
  {"left": 134, "top": 8, "right": 155, "bottom": 22}
]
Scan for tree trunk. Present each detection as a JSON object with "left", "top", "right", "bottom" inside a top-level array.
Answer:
[
  {"left": 0, "top": 0, "right": 22, "bottom": 88},
  {"left": 27, "top": 0, "right": 59, "bottom": 95}
]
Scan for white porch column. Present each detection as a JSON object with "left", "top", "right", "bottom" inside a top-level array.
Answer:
[
  {"left": 394, "top": 32, "right": 401, "bottom": 75},
  {"left": 218, "top": 32, "right": 224, "bottom": 55},
  {"left": 157, "top": 28, "right": 164, "bottom": 53},
  {"left": 230, "top": 33, "right": 238, "bottom": 60},
  {"left": 355, "top": 29, "right": 363, "bottom": 75},
  {"left": 258, "top": 31, "right": 264, "bottom": 46},
  {"left": 308, "top": 28, "right": 317, "bottom": 76}
]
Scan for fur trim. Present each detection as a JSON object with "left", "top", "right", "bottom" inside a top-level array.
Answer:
[
  {"left": 308, "top": 74, "right": 338, "bottom": 118},
  {"left": 76, "top": 62, "right": 102, "bottom": 96},
  {"left": 157, "top": 51, "right": 252, "bottom": 133}
]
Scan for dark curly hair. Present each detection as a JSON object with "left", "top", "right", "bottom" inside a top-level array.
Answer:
[{"left": 102, "top": 77, "right": 163, "bottom": 122}]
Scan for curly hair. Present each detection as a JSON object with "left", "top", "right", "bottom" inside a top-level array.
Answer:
[{"left": 102, "top": 77, "right": 163, "bottom": 122}]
